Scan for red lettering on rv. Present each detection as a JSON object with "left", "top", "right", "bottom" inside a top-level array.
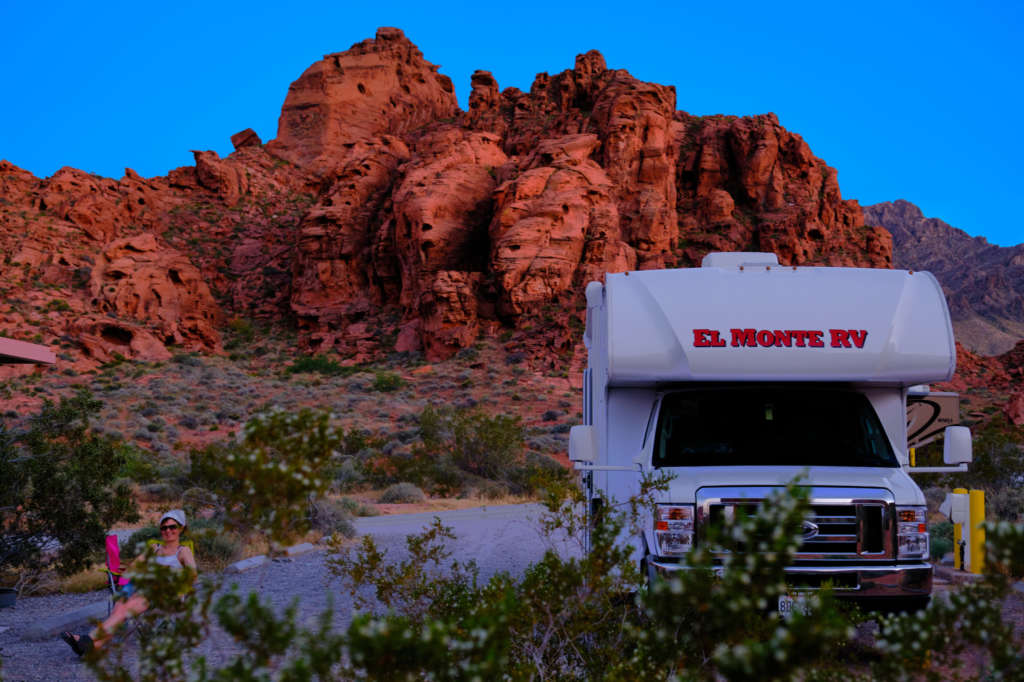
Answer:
[
  {"left": 731, "top": 329, "right": 757, "bottom": 347},
  {"left": 705, "top": 328, "right": 869, "bottom": 349},
  {"left": 830, "top": 329, "right": 851, "bottom": 348},
  {"left": 695, "top": 329, "right": 728, "bottom": 347}
]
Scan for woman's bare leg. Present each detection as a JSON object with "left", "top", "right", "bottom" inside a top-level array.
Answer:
[{"left": 89, "top": 594, "right": 149, "bottom": 648}]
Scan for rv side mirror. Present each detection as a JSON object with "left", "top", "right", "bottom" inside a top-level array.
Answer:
[
  {"left": 942, "top": 425, "right": 972, "bottom": 465},
  {"left": 569, "top": 425, "right": 597, "bottom": 463}
]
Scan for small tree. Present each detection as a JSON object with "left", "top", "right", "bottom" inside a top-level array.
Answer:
[{"left": 0, "top": 390, "right": 138, "bottom": 591}]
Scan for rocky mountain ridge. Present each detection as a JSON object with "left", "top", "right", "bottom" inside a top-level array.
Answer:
[
  {"left": 1, "top": 27, "right": 889, "bottom": 373},
  {"left": 864, "top": 199, "right": 1024, "bottom": 356}
]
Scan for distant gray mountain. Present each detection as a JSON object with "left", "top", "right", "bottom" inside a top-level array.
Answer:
[{"left": 863, "top": 200, "right": 1024, "bottom": 356}]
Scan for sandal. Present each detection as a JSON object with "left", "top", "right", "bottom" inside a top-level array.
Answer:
[{"left": 60, "top": 631, "right": 94, "bottom": 657}]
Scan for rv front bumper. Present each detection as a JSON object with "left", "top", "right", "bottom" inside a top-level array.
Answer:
[{"left": 648, "top": 559, "right": 932, "bottom": 598}]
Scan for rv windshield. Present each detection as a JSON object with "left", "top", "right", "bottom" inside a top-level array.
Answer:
[{"left": 653, "top": 388, "right": 898, "bottom": 468}]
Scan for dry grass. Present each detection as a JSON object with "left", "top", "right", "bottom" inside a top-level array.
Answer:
[
  {"left": 60, "top": 565, "right": 109, "bottom": 594},
  {"left": 348, "top": 488, "right": 536, "bottom": 516}
]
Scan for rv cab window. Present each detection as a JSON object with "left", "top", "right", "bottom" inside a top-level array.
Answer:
[{"left": 653, "top": 387, "right": 898, "bottom": 468}]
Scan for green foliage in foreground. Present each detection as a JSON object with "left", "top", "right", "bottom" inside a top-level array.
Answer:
[
  {"left": 0, "top": 390, "right": 138, "bottom": 591},
  {"left": 87, "top": 472, "right": 1024, "bottom": 681},
  {"left": 188, "top": 408, "right": 337, "bottom": 544}
]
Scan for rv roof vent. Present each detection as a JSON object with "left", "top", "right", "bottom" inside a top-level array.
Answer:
[{"left": 701, "top": 252, "right": 780, "bottom": 269}]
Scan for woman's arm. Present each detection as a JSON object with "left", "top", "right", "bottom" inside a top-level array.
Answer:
[{"left": 178, "top": 545, "right": 197, "bottom": 571}]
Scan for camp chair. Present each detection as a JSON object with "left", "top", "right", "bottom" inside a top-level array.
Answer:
[{"left": 104, "top": 534, "right": 130, "bottom": 616}]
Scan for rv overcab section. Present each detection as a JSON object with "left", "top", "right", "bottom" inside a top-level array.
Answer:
[{"left": 569, "top": 252, "right": 972, "bottom": 609}]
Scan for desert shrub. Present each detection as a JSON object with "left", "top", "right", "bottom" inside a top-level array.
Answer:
[
  {"left": 987, "top": 486, "right": 1024, "bottom": 522},
  {"left": 116, "top": 444, "right": 158, "bottom": 482},
  {"left": 286, "top": 354, "right": 360, "bottom": 377},
  {"left": 190, "top": 528, "right": 244, "bottom": 571},
  {"left": 188, "top": 408, "right": 338, "bottom": 543},
  {"left": 475, "top": 480, "right": 509, "bottom": 500},
  {"left": 929, "top": 521, "right": 955, "bottom": 560},
  {"left": 180, "top": 486, "right": 220, "bottom": 518},
  {"left": 308, "top": 498, "right": 357, "bottom": 538},
  {"left": 418, "top": 405, "right": 523, "bottom": 480},
  {"left": 371, "top": 370, "right": 404, "bottom": 392},
  {"left": 172, "top": 353, "right": 201, "bottom": 367},
  {"left": 178, "top": 414, "right": 199, "bottom": 430},
  {"left": 378, "top": 482, "right": 426, "bottom": 504},
  {"left": 139, "top": 482, "right": 181, "bottom": 503},
  {"left": 336, "top": 496, "right": 379, "bottom": 517},
  {"left": 329, "top": 458, "right": 365, "bottom": 492},
  {"left": 224, "top": 317, "right": 256, "bottom": 350},
  {"left": 0, "top": 390, "right": 138, "bottom": 587},
  {"left": 364, "top": 406, "right": 562, "bottom": 497},
  {"left": 86, "top": 473, "right": 1024, "bottom": 682}
]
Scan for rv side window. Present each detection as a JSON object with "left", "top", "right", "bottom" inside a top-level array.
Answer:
[{"left": 653, "top": 387, "right": 898, "bottom": 468}]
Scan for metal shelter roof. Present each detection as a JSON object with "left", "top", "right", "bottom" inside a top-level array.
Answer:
[{"left": 0, "top": 337, "right": 57, "bottom": 365}]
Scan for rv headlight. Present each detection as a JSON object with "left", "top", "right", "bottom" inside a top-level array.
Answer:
[
  {"left": 896, "top": 506, "right": 929, "bottom": 559},
  {"left": 655, "top": 504, "right": 694, "bottom": 556}
]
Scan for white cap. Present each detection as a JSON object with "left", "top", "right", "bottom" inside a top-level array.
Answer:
[{"left": 159, "top": 509, "right": 186, "bottom": 528}]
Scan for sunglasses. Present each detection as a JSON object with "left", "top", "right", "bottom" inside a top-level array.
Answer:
[{"left": 160, "top": 524, "right": 181, "bottom": 531}]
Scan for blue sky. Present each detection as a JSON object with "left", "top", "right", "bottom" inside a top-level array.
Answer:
[{"left": 1, "top": 0, "right": 1021, "bottom": 246}]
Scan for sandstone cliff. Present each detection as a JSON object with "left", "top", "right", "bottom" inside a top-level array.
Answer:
[
  {"left": 864, "top": 199, "right": 1024, "bottom": 356},
  {"left": 1, "top": 27, "right": 891, "bottom": 369}
]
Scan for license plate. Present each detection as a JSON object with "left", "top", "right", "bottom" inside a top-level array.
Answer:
[{"left": 777, "top": 594, "right": 811, "bottom": 618}]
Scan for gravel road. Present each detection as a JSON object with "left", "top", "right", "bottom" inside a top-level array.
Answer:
[{"left": 0, "top": 503, "right": 571, "bottom": 681}]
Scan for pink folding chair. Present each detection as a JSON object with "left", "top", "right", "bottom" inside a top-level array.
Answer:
[{"left": 104, "top": 534, "right": 130, "bottom": 614}]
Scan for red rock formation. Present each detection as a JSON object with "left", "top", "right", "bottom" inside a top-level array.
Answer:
[
  {"left": 90, "top": 233, "right": 223, "bottom": 352},
  {"left": 1000, "top": 340, "right": 1024, "bottom": 381},
  {"left": 2, "top": 28, "right": 906, "bottom": 369},
  {"left": 490, "top": 134, "right": 622, "bottom": 316},
  {"left": 266, "top": 27, "right": 459, "bottom": 175},
  {"left": 1005, "top": 391, "right": 1024, "bottom": 427},
  {"left": 231, "top": 128, "right": 262, "bottom": 150}
]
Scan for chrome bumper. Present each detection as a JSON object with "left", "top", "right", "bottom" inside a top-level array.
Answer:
[{"left": 648, "top": 559, "right": 932, "bottom": 598}]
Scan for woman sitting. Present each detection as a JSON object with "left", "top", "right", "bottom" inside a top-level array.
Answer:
[{"left": 61, "top": 509, "right": 197, "bottom": 656}]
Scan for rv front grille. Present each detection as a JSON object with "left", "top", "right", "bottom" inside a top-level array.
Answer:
[{"left": 696, "top": 487, "right": 894, "bottom": 561}]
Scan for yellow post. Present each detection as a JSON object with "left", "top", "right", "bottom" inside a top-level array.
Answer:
[
  {"left": 969, "top": 489, "right": 985, "bottom": 575},
  {"left": 953, "top": 487, "right": 967, "bottom": 571},
  {"left": 909, "top": 447, "right": 916, "bottom": 467}
]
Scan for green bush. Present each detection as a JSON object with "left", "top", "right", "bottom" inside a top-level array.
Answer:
[
  {"left": 378, "top": 482, "right": 426, "bottom": 504},
  {"left": 115, "top": 444, "right": 158, "bottom": 482},
  {"left": 416, "top": 405, "right": 525, "bottom": 481},
  {"left": 929, "top": 519, "right": 954, "bottom": 560},
  {"left": 188, "top": 519, "right": 244, "bottom": 570},
  {"left": 86, "top": 473, "right": 1024, "bottom": 681},
  {"left": 336, "top": 496, "right": 379, "bottom": 517},
  {"left": 188, "top": 408, "right": 338, "bottom": 543},
  {"left": 139, "top": 482, "right": 182, "bottom": 503},
  {"left": 371, "top": 370, "right": 404, "bottom": 392},
  {"left": 286, "top": 354, "right": 361, "bottom": 377},
  {"left": 308, "top": 498, "right": 357, "bottom": 538},
  {"left": 0, "top": 390, "right": 138, "bottom": 586},
  {"left": 987, "top": 486, "right": 1024, "bottom": 522}
]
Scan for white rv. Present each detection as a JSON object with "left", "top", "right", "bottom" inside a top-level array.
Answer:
[{"left": 569, "top": 252, "right": 972, "bottom": 610}]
